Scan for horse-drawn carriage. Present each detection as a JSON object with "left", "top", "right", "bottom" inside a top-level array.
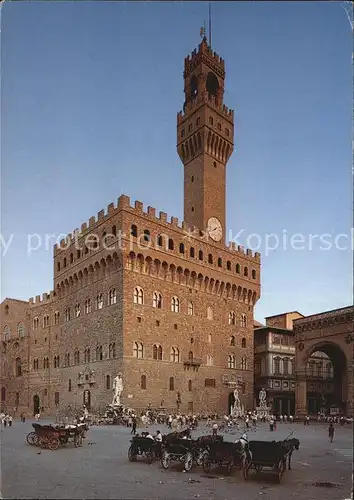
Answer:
[
  {"left": 128, "top": 435, "right": 162, "bottom": 464},
  {"left": 202, "top": 439, "right": 249, "bottom": 477},
  {"left": 26, "top": 422, "right": 88, "bottom": 450},
  {"left": 244, "top": 438, "right": 300, "bottom": 483},
  {"left": 160, "top": 430, "right": 214, "bottom": 471}
]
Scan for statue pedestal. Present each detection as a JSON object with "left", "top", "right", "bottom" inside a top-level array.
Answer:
[{"left": 256, "top": 405, "right": 271, "bottom": 419}]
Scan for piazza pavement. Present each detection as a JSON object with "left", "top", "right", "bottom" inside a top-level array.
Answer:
[{"left": 0, "top": 419, "right": 352, "bottom": 500}]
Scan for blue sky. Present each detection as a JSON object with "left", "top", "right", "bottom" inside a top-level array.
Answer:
[{"left": 1, "top": 2, "right": 352, "bottom": 322}]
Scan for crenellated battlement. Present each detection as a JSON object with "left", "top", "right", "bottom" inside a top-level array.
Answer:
[
  {"left": 184, "top": 37, "right": 225, "bottom": 79},
  {"left": 177, "top": 93, "right": 234, "bottom": 125},
  {"left": 54, "top": 194, "right": 259, "bottom": 262},
  {"left": 29, "top": 291, "right": 55, "bottom": 305}
]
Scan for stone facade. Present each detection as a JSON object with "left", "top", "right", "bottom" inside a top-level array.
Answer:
[
  {"left": 0, "top": 37, "right": 261, "bottom": 416},
  {"left": 294, "top": 306, "right": 354, "bottom": 417}
]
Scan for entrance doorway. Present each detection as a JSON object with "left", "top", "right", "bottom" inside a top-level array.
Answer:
[
  {"left": 33, "top": 395, "right": 40, "bottom": 415},
  {"left": 83, "top": 390, "right": 91, "bottom": 411}
]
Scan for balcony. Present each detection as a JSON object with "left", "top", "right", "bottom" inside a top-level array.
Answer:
[{"left": 184, "top": 358, "right": 202, "bottom": 367}]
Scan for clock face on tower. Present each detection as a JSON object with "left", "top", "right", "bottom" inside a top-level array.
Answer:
[{"left": 207, "top": 217, "right": 223, "bottom": 242}]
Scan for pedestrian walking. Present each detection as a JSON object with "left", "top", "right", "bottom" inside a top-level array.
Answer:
[
  {"left": 8, "top": 415, "right": 13, "bottom": 427},
  {"left": 328, "top": 422, "right": 335, "bottom": 443},
  {"left": 131, "top": 416, "right": 137, "bottom": 435},
  {"left": 212, "top": 422, "right": 218, "bottom": 436}
]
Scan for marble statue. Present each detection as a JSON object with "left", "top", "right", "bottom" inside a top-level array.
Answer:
[
  {"left": 112, "top": 372, "right": 123, "bottom": 406},
  {"left": 233, "top": 388, "right": 241, "bottom": 407},
  {"left": 258, "top": 388, "right": 267, "bottom": 408}
]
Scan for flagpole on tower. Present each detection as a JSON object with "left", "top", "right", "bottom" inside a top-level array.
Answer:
[{"left": 209, "top": 2, "right": 212, "bottom": 46}]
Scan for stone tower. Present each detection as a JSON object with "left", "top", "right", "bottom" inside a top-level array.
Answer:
[{"left": 177, "top": 36, "right": 234, "bottom": 244}]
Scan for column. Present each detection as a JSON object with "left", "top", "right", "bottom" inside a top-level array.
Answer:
[
  {"left": 295, "top": 380, "right": 307, "bottom": 417},
  {"left": 287, "top": 399, "right": 290, "bottom": 415}
]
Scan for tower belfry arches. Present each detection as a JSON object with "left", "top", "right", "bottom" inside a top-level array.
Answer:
[{"left": 177, "top": 30, "right": 234, "bottom": 243}]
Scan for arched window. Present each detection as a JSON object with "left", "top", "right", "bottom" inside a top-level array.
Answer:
[
  {"left": 33, "top": 358, "right": 39, "bottom": 370},
  {"left": 54, "top": 311, "right": 60, "bottom": 325},
  {"left": 241, "top": 337, "right": 247, "bottom": 348},
  {"left": 96, "top": 293, "right": 103, "bottom": 310},
  {"left": 252, "top": 269, "right": 256, "bottom": 279},
  {"left": 57, "top": 261, "right": 61, "bottom": 271},
  {"left": 199, "top": 250, "right": 203, "bottom": 261},
  {"left": 33, "top": 317, "right": 39, "bottom": 329},
  {"left": 64, "top": 257, "right": 67, "bottom": 268},
  {"left": 43, "top": 357, "right": 49, "bottom": 369},
  {"left": 168, "top": 239, "right": 174, "bottom": 250},
  {"left": 133, "top": 342, "right": 144, "bottom": 359},
  {"left": 169, "top": 377, "right": 174, "bottom": 391},
  {"left": 208, "top": 253, "right": 213, "bottom": 264},
  {"left": 218, "top": 257, "right": 222, "bottom": 267},
  {"left": 283, "top": 357, "right": 289, "bottom": 375},
  {"left": 68, "top": 379, "right": 72, "bottom": 392},
  {"left": 208, "top": 333, "right": 212, "bottom": 343},
  {"left": 74, "top": 350, "right": 80, "bottom": 365},
  {"left": 112, "top": 225, "right": 117, "bottom": 236},
  {"left": 85, "top": 299, "right": 91, "bottom": 314},
  {"left": 106, "top": 375, "right": 111, "bottom": 390},
  {"left": 131, "top": 225, "right": 138, "bottom": 237},
  {"left": 179, "top": 243, "right": 185, "bottom": 254},
  {"left": 65, "top": 308, "right": 71, "bottom": 322},
  {"left": 170, "top": 347, "right": 180, "bottom": 363},
  {"left": 133, "top": 287, "right": 144, "bottom": 305},
  {"left": 190, "top": 247, "right": 195, "bottom": 258},
  {"left": 96, "top": 345, "right": 103, "bottom": 361},
  {"left": 228, "top": 354, "right": 236, "bottom": 369},
  {"left": 77, "top": 249, "right": 81, "bottom": 259},
  {"left": 75, "top": 303, "right": 81, "bottom": 318},
  {"left": 227, "top": 261, "right": 231, "bottom": 271},
  {"left": 153, "top": 292, "right": 162, "bottom": 308},
  {"left": 230, "top": 335, "right": 235, "bottom": 346},
  {"left": 274, "top": 357, "right": 280, "bottom": 375},
  {"left": 188, "top": 380, "right": 192, "bottom": 391},
  {"left": 84, "top": 348, "right": 91, "bottom": 363},
  {"left": 171, "top": 296, "right": 180, "bottom": 313},
  {"left": 53, "top": 355, "right": 60, "bottom": 368},
  {"left": 15, "top": 357, "right": 22, "bottom": 376},
  {"left": 187, "top": 301, "right": 194, "bottom": 316},
  {"left": 188, "top": 351, "right": 193, "bottom": 361},
  {"left": 109, "top": 342, "right": 116, "bottom": 359},
  {"left": 65, "top": 353, "right": 70, "bottom": 366},
  {"left": 1, "top": 387, "right": 6, "bottom": 402},
  {"left": 109, "top": 288, "right": 117, "bottom": 305},
  {"left": 143, "top": 229, "right": 150, "bottom": 242},
  {"left": 3, "top": 325, "right": 11, "bottom": 340},
  {"left": 70, "top": 252, "right": 73, "bottom": 264},
  {"left": 17, "top": 322, "right": 25, "bottom": 338},
  {"left": 206, "top": 355, "right": 213, "bottom": 366},
  {"left": 43, "top": 315, "right": 50, "bottom": 327},
  {"left": 209, "top": 116, "right": 214, "bottom": 125},
  {"left": 141, "top": 374, "right": 147, "bottom": 390},
  {"left": 228, "top": 311, "right": 236, "bottom": 325},
  {"left": 207, "top": 306, "right": 213, "bottom": 320},
  {"left": 244, "top": 267, "right": 249, "bottom": 277},
  {"left": 153, "top": 344, "right": 163, "bottom": 361},
  {"left": 240, "top": 314, "right": 247, "bottom": 328},
  {"left": 241, "top": 357, "right": 247, "bottom": 370},
  {"left": 236, "top": 264, "right": 240, "bottom": 274}
]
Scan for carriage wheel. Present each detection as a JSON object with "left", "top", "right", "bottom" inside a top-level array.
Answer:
[
  {"left": 202, "top": 454, "right": 212, "bottom": 473},
  {"left": 276, "top": 460, "right": 284, "bottom": 484},
  {"left": 39, "top": 437, "right": 48, "bottom": 449},
  {"left": 26, "top": 432, "right": 38, "bottom": 446},
  {"left": 48, "top": 437, "right": 60, "bottom": 451},
  {"left": 146, "top": 451, "right": 154, "bottom": 464},
  {"left": 161, "top": 450, "right": 171, "bottom": 469},
  {"left": 196, "top": 450, "right": 207, "bottom": 467},
  {"left": 184, "top": 451, "right": 193, "bottom": 471},
  {"left": 128, "top": 445, "right": 137, "bottom": 462}
]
